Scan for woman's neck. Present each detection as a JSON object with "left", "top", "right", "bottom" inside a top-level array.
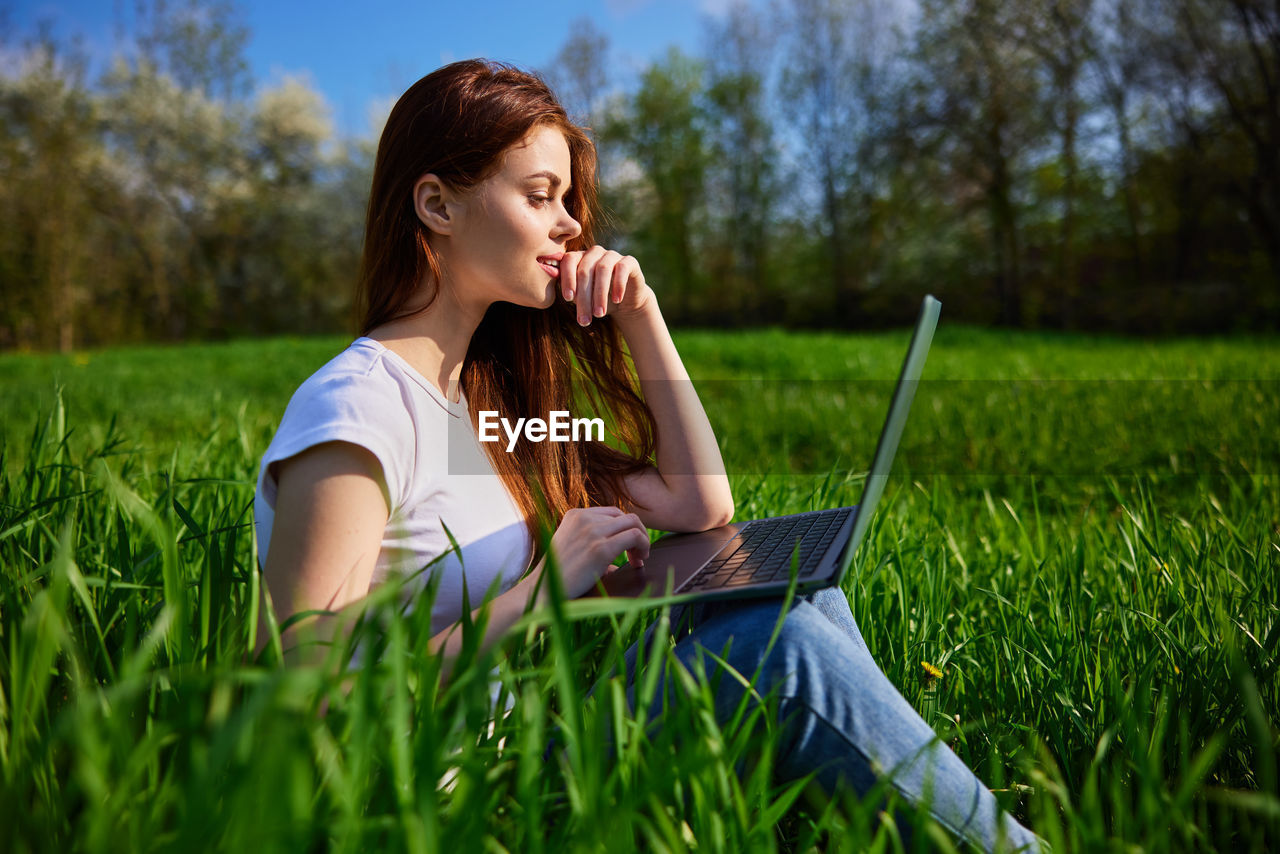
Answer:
[{"left": 368, "top": 282, "right": 487, "bottom": 404}]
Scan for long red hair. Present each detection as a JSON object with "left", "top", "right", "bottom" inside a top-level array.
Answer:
[{"left": 356, "top": 59, "right": 655, "bottom": 542}]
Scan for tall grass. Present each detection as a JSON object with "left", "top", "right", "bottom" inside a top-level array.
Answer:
[{"left": 1, "top": 328, "right": 1277, "bottom": 851}]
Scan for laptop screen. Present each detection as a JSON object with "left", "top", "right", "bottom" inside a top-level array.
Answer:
[{"left": 836, "top": 295, "right": 941, "bottom": 578}]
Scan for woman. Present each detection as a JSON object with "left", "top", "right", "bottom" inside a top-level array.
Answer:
[{"left": 254, "top": 59, "right": 1040, "bottom": 853}]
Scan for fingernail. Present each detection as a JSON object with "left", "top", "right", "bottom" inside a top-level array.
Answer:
[
  {"left": 578, "top": 315, "right": 590, "bottom": 326},
  {"left": 594, "top": 305, "right": 605, "bottom": 317},
  {"left": 565, "top": 288, "right": 575, "bottom": 300}
]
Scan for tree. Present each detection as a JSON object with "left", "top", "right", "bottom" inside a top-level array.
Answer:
[
  {"left": 778, "top": 0, "right": 904, "bottom": 321},
  {"left": 910, "top": 0, "right": 1047, "bottom": 326},
  {"left": 96, "top": 0, "right": 265, "bottom": 339},
  {"left": 235, "top": 76, "right": 349, "bottom": 334},
  {"left": 543, "top": 16, "right": 611, "bottom": 128},
  {"left": 702, "top": 0, "right": 779, "bottom": 320},
  {"left": 0, "top": 32, "right": 102, "bottom": 351},
  {"left": 99, "top": 55, "right": 245, "bottom": 338},
  {"left": 133, "top": 0, "right": 250, "bottom": 102},
  {"left": 1027, "top": 0, "right": 1095, "bottom": 327},
  {"left": 542, "top": 18, "right": 624, "bottom": 244},
  {"left": 1172, "top": 0, "right": 1280, "bottom": 283},
  {"left": 1090, "top": 0, "right": 1155, "bottom": 287},
  {"left": 605, "top": 49, "right": 710, "bottom": 319}
]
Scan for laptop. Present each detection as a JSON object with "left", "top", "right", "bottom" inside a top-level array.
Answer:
[{"left": 584, "top": 294, "right": 941, "bottom": 602}]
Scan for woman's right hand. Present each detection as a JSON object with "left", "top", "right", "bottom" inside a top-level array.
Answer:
[{"left": 534, "top": 506, "right": 650, "bottom": 600}]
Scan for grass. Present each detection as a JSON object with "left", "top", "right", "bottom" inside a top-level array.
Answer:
[{"left": 1, "top": 326, "right": 1277, "bottom": 852}]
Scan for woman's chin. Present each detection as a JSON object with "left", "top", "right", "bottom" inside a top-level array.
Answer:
[
  {"left": 535, "top": 282, "right": 558, "bottom": 309},
  {"left": 502, "top": 281, "right": 558, "bottom": 311}
]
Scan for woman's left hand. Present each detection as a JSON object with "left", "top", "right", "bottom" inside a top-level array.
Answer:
[{"left": 559, "top": 246, "right": 654, "bottom": 326}]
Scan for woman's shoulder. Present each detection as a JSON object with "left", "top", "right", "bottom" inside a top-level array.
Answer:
[
  {"left": 264, "top": 339, "right": 446, "bottom": 512},
  {"left": 300, "top": 337, "right": 398, "bottom": 389},
  {"left": 275, "top": 337, "right": 467, "bottom": 460},
  {"left": 294, "top": 338, "right": 456, "bottom": 413}
]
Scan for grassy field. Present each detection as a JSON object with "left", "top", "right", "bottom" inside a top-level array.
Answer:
[{"left": 1, "top": 327, "right": 1277, "bottom": 852}]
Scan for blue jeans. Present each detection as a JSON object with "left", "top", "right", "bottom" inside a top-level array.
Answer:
[{"left": 623, "top": 587, "right": 1041, "bottom": 854}]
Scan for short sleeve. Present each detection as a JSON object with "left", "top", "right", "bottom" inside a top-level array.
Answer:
[{"left": 258, "top": 367, "right": 416, "bottom": 515}]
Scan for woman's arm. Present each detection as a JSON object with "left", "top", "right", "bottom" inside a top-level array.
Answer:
[
  {"left": 611, "top": 299, "right": 735, "bottom": 532},
  {"left": 560, "top": 248, "right": 734, "bottom": 533},
  {"left": 430, "top": 506, "right": 651, "bottom": 666},
  {"left": 255, "top": 441, "right": 388, "bottom": 665},
  {"left": 257, "top": 442, "right": 649, "bottom": 670}
]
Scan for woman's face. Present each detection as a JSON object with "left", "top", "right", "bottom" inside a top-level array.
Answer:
[{"left": 441, "top": 124, "right": 583, "bottom": 312}]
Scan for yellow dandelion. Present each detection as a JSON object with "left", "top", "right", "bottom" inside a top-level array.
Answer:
[
  {"left": 1173, "top": 664, "right": 1181, "bottom": 675},
  {"left": 921, "top": 661, "right": 943, "bottom": 680}
]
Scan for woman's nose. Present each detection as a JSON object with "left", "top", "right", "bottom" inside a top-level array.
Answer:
[{"left": 556, "top": 206, "right": 582, "bottom": 242}]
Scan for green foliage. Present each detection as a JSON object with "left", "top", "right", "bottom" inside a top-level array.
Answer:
[
  {"left": 5, "top": 0, "right": 1280, "bottom": 350},
  {"left": 0, "top": 6, "right": 365, "bottom": 352},
  {"left": 604, "top": 48, "right": 711, "bottom": 318},
  {"left": 1, "top": 328, "right": 1276, "bottom": 851}
]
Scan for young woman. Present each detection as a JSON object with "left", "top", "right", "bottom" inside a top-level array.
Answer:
[{"left": 253, "top": 59, "right": 1040, "bottom": 853}]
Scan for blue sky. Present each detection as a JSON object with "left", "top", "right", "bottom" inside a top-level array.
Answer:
[{"left": 8, "top": 0, "right": 730, "bottom": 137}]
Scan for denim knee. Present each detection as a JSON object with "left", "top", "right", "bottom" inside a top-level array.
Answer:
[
  {"left": 670, "top": 596, "right": 850, "bottom": 720},
  {"left": 666, "top": 596, "right": 1043, "bottom": 853}
]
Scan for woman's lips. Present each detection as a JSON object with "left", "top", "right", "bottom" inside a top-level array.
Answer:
[{"left": 537, "top": 256, "right": 561, "bottom": 278}]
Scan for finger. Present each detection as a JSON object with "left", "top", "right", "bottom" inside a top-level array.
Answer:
[
  {"left": 611, "top": 258, "right": 629, "bottom": 305},
  {"left": 576, "top": 267, "right": 592, "bottom": 326},
  {"left": 560, "top": 251, "right": 582, "bottom": 301},
  {"left": 627, "top": 260, "right": 645, "bottom": 302},
  {"left": 593, "top": 252, "right": 618, "bottom": 318},
  {"left": 558, "top": 506, "right": 613, "bottom": 536},
  {"left": 604, "top": 527, "right": 651, "bottom": 565},
  {"left": 590, "top": 509, "right": 643, "bottom": 536},
  {"left": 594, "top": 265, "right": 608, "bottom": 318},
  {"left": 582, "top": 505, "right": 624, "bottom": 519},
  {"left": 626, "top": 532, "right": 650, "bottom": 563},
  {"left": 631, "top": 529, "right": 651, "bottom": 561},
  {"left": 603, "top": 513, "right": 650, "bottom": 559},
  {"left": 575, "top": 246, "right": 606, "bottom": 325}
]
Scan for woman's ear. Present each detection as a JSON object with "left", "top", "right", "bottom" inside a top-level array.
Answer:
[{"left": 413, "top": 174, "right": 455, "bottom": 235}]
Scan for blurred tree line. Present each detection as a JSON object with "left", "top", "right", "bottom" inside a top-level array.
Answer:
[
  {"left": 0, "top": 0, "right": 370, "bottom": 351},
  {"left": 2, "top": 0, "right": 1277, "bottom": 351}
]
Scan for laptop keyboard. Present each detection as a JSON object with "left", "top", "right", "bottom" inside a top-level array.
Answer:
[{"left": 678, "top": 507, "right": 854, "bottom": 593}]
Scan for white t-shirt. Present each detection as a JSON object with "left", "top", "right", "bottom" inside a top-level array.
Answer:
[{"left": 254, "top": 337, "right": 534, "bottom": 635}]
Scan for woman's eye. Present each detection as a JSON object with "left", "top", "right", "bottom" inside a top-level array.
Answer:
[{"left": 528, "top": 194, "right": 551, "bottom": 207}]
